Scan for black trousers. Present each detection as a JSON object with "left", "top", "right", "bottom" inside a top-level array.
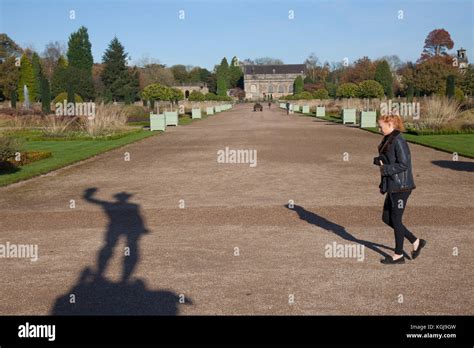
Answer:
[{"left": 382, "top": 191, "right": 417, "bottom": 255}]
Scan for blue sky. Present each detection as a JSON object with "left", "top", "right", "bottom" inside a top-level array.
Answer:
[{"left": 1, "top": 0, "right": 472, "bottom": 70}]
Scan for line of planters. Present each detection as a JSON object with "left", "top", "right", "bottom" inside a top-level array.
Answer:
[
  {"left": 282, "top": 101, "right": 474, "bottom": 135},
  {"left": 150, "top": 104, "right": 233, "bottom": 131},
  {"left": 280, "top": 103, "right": 378, "bottom": 127},
  {"left": 279, "top": 101, "right": 474, "bottom": 158}
]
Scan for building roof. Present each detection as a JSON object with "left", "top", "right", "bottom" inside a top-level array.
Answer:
[{"left": 243, "top": 64, "right": 306, "bottom": 75}]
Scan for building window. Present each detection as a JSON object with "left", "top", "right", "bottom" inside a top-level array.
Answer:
[
  {"left": 268, "top": 84, "right": 273, "bottom": 93},
  {"left": 250, "top": 84, "right": 257, "bottom": 93},
  {"left": 288, "top": 84, "right": 293, "bottom": 93},
  {"left": 278, "top": 85, "right": 284, "bottom": 93}
]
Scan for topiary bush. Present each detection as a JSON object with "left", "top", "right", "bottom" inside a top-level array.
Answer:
[
  {"left": 188, "top": 91, "right": 206, "bottom": 101},
  {"left": 293, "top": 91, "right": 313, "bottom": 100},
  {"left": 357, "top": 80, "right": 384, "bottom": 98},
  {"left": 336, "top": 83, "right": 359, "bottom": 98},
  {"left": 313, "top": 88, "right": 329, "bottom": 99},
  {"left": 53, "top": 92, "right": 83, "bottom": 105},
  {"left": 204, "top": 93, "right": 217, "bottom": 101}
]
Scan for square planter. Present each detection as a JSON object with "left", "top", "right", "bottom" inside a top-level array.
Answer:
[
  {"left": 361, "top": 111, "right": 377, "bottom": 128},
  {"left": 280, "top": 103, "right": 286, "bottom": 109},
  {"left": 302, "top": 105, "right": 310, "bottom": 114},
  {"left": 293, "top": 105, "right": 301, "bottom": 112},
  {"left": 206, "top": 107, "right": 214, "bottom": 115},
  {"left": 215, "top": 105, "right": 222, "bottom": 113},
  {"left": 343, "top": 109, "right": 357, "bottom": 124},
  {"left": 150, "top": 113, "right": 166, "bottom": 131},
  {"left": 192, "top": 108, "right": 201, "bottom": 119},
  {"left": 164, "top": 111, "right": 178, "bottom": 126},
  {"left": 316, "top": 106, "right": 326, "bottom": 117}
]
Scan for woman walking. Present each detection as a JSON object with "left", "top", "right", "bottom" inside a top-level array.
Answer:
[{"left": 374, "top": 114, "right": 426, "bottom": 264}]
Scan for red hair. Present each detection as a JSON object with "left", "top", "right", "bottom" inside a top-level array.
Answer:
[{"left": 379, "top": 114, "right": 405, "bottom": 132}]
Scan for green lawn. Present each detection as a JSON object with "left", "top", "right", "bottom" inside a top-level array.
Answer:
[
  {"left": 316, "top": 115, "right": 343, "bottom": 123},
  {"left": 0, "top": 110, "right": 217, "bottom": 186},
  {"left": 361, "top": 127, "right": 474, "bottom": 158},
  {"left": 294, "top": 112, "right": 473, "bottom": 158},
  {"left": 0, "top": 130, "right": 159, "bottom": 186},
  {"left": 403, "top": 133, "right": 474, "bottom": 158},
  {"left": 294, "top": 111, "right": 344, "bottom": 123}
]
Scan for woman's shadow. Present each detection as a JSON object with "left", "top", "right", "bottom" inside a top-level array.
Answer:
[
  {"left": 285, "top": 204, "right": 403, "bottom": 259},
  {"left": 51, "top": 187, "right": 192, "bottom": 315}
]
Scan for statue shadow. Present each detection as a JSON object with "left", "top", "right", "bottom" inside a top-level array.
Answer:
[
  {"left": 51, "top": 187, "right": 192, "bottom": 315},
  {"left": 285, "top": 204, "right": 408, "bottom": 259},
  {"left": 51, "top": 267, "right": 189, "bottom": 315},
  {"left": 431, "top": 160, "right": 474, "bottom": 172}
]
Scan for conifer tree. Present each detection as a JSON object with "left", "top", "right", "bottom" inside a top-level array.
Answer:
[
  {"left": 66, "top": 26, "right": 94, "bottom": 99},
  {"left": 17, "top": 54, "right": 38, "bottom": 102},
  {"left": 375, "top": 60, "right": 394, "bottom": 98}
]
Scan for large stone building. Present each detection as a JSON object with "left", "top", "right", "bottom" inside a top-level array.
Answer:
[{"left": 242, "top": 64, "right": 306, "bottom": 100}]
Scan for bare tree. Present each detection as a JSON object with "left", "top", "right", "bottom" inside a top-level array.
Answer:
[
  {"left": 139, "top": 64, "right": 175, "bottom": 88},
  {"left": 254, "top": 57, "right": 284, "bottom": 65},
  {"left": 134, "top": 55, "right": 163, "bottom": 68},
  {"left": 305, "top": 53, "right": 321, "bottom": 81},
  {"left": 42, "top": 41, "right": 66, "bottom": 79},
  {"left": 378, "top": 55, "right": 404, "bottom": 72}
]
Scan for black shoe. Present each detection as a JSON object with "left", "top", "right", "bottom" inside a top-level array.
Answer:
[
  {"left": 411, "top": 239, "right": 427, "bottom": 260},
  {"left": 380, "top": 256, "right": 405, "bottom": 264}
]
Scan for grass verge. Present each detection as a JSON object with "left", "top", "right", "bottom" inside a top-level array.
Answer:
[
  {"left": 1, "top": 106, "right": 229, "bottom": 186},
  {"left": 359, "top": 127, "right": 474, "bottom": 158},
  {"left": 0, "top": 130, "right": 159, "bottom": 186}
]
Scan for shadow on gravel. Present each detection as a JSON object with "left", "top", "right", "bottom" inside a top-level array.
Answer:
[
  {"left": 51, "top": 267, "right": 190, "bottom": 315},
  {"left": 51, "top": 187, "right": 192, "bottom": 315},
  {"left": 286, "top": 204, "right": 399, "bottom": 259},
  {"left": 431, "top": 160, "right": 474, "bottom": 172}
]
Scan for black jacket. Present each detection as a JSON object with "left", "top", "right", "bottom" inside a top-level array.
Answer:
[{"left": 374, "top": 130, "right": 416, "bottom": 194}]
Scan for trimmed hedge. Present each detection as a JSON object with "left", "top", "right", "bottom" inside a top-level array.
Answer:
[
  {"left": 15, "top": 151, "right": 52, "bottom": 166},
  {"left": 0, "top": 150, "right": 52, "bottom": 171}
]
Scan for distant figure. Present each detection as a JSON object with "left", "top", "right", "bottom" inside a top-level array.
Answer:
[
  {"left": 374, "top": 115, "right": 426, "bottom": 265},
  {"left": 286, "top": 102, "right": 290, "bottom": 115},
  {"left": 268, "top": 102, "right": 271, "bottom": 109},
  {"left": 83, "top": 188, "right": 149, "bottom": 282}
]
